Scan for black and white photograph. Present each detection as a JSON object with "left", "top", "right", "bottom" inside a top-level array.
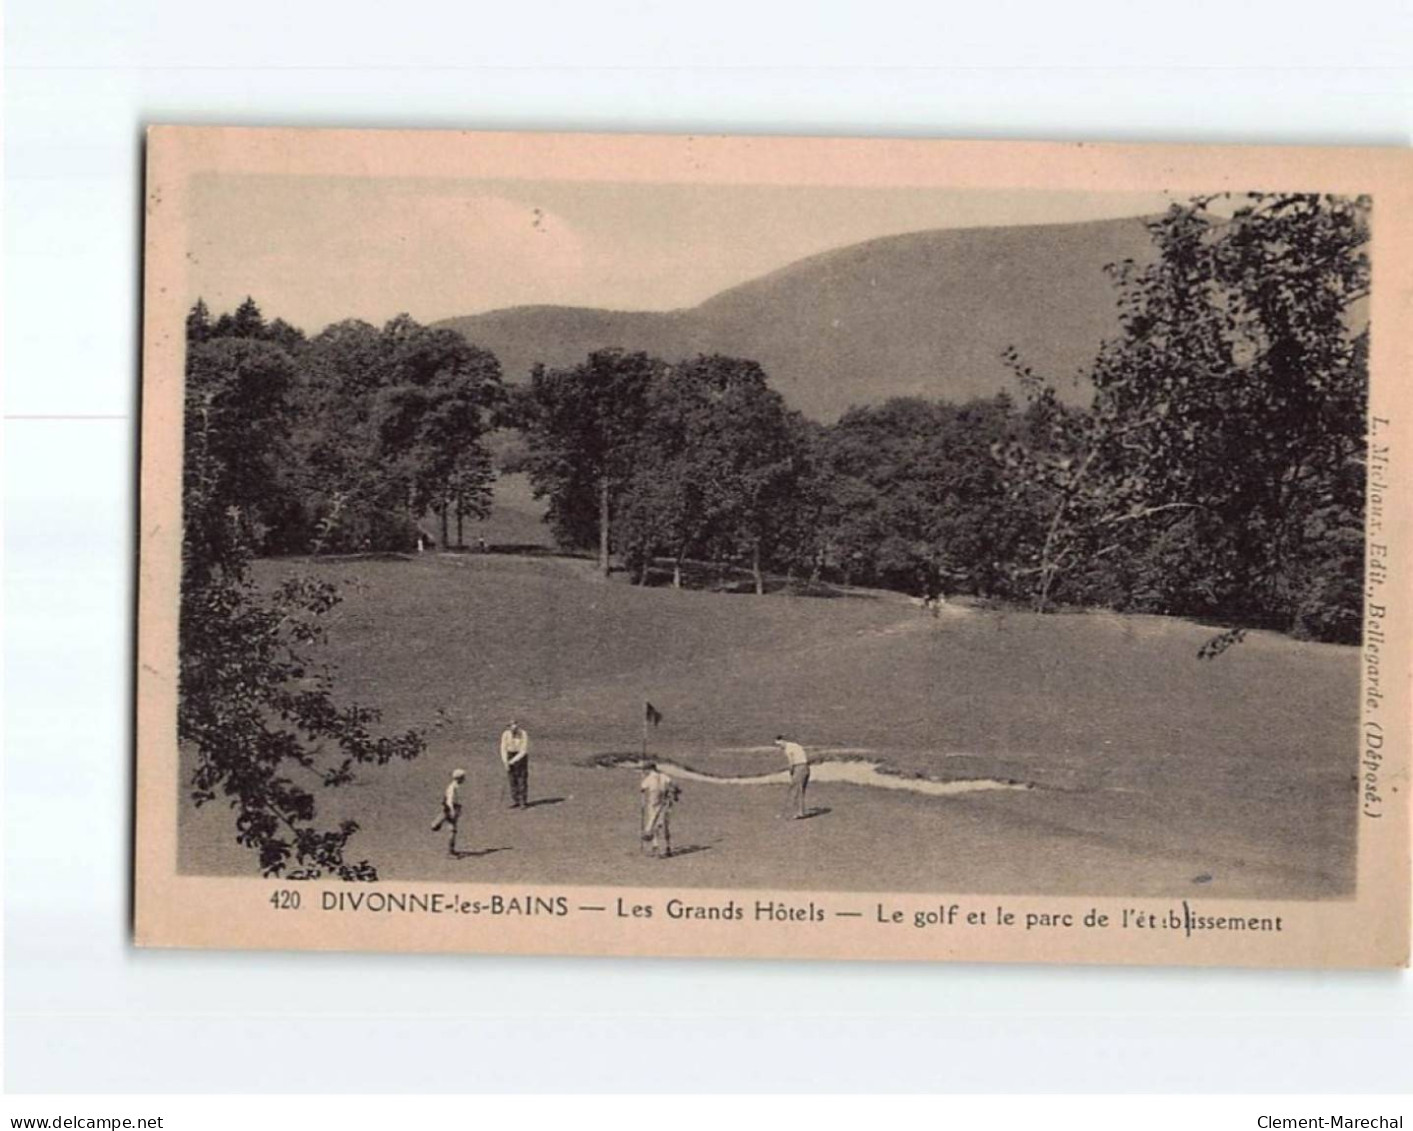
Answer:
[{"left": 134, "top": 128, "right": 1410, "bottom": 966}]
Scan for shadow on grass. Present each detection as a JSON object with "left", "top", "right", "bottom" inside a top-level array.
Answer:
[
  {"left": 426, "top": 543, "right": 574, "bottom": 559},
  {"left": 482, "top": 543, "right": 572, "bottom": 557},
  {"left": 627, "top": 558, "right": 879, "bottom": 601},
  {"left": 523, "top": 797, "right": 567, "bottom": 809},
  {"left": 663, "top": 844, "right": 712, "bottom": 859},
  {"left": 452, "top": 846, "right": 513, "bottom": 859},
  {"left": 794, "top": 806, "right": 832, "bottom": 820},
  {"left": 293, "top": 551, "right": 414, "bottom": 563}
]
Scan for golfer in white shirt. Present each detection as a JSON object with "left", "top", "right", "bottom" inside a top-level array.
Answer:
[
  {"left": 774, "top": 735, "right": 811, "bottom": 819},
  {"left": 500, "top": 720, "right": 530, "bottom": 809}
]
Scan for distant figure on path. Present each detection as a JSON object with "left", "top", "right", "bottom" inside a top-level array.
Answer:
[
  {"left": 500, "top": 720, "right": 530, "bottom": 808},
  {"left": 430, "top": 768, "right": 467, "bottom": 855},
  {"left": 640, "top": 762, "right": 680, "bottom": 858},
  {"left": 774, "top": 735, "right": 811, "bottom": 819}
]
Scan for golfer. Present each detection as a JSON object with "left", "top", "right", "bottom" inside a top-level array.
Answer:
[
  {"left": 500, "top": 720, "right": 530, "bottom": 809},
  {"left": 430, "top": 768, "right": 467, "bottom": 855},
  {"left": 639, "top": 762, "right": 681, "bottom": 858},
  {"left": 774, "top": 735, "right": 811, "bottom": 819}
]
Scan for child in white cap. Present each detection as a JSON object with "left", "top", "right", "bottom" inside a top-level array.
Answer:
[{"left": 431, "top": 768, "right": 468, "bottom": 855}]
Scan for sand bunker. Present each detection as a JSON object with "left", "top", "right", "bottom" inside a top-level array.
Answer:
[{"left": 592, "top": 753, "right": 1032, "bottom": 797}]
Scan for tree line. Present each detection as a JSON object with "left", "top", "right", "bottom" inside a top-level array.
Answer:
[
  {"left": 185, "top": 192, "right": 1369, "bottom": 643},
  {"left": 185, "top": 299, "right": 505, "bottom": 556}
]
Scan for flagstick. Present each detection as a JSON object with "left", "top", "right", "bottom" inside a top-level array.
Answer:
[{"left": 642, "top": 701, "right": 648, "bottom": 761}]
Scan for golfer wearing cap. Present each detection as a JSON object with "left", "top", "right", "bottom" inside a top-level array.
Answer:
[
  {"left": 639, "top": 761, "right": 681, "bottom": 858},
  {"left": 500, "top": 720, "right": 531, "bottom": 809},
  {"left": 774, "top": 735, "right": 811, "bottom": 819},
  {"left": 431, "top": 768, "right": 467, "bottom": 855}
]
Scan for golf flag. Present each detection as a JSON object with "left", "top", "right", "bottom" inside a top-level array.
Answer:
[{"left": 645, "top": 701, "right": 664, "bottom": 727}]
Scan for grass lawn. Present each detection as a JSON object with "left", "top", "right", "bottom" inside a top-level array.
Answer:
[{"left": 180, "top": 522, "right": 1360, "bottom": 899}]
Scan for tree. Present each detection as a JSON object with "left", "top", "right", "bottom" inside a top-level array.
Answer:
[
  {"left": 1001, "top": 194, "right": 1369, "bottom": 640},
  {"left": 181, "top": 334, "right": 425, "bottom": 879},
  {"left": 518, "top": 349, "right": 663, "bottom": 574},
  {"left": 992, "top": 375, "right": 1115, "bottom": 611},
  {"left": 817, "top": 398, "right": 943, "bottom": 590},
  {"left": 768, "top": 415, "right": 833, "bottom": 586},
  {"left": 212, "top": 295, "right": 268, "bottom": 340},
  {"left": 186, "top": 298, "right": 212, "bottom": 345},
  {"left": 617, "top": 355, "right": 806, "bottom": 594},
  {"left": 707, "top": 367, "right": 810, "bottom": 596},
  {"left": 184, "top": 336, "right": 304, "bottom": 557},
  {"left": 620, "top": 356, "right": 747, "bottom": 586},
  {"left": 290, "top": 316, "right": 503, "bottom": 553},
  {"left": 372, "top": 317, "right": 505, "bottom": 539},
  {"left": 817, "top": 395, "right": 1027, "bottom": 597},
  {"left": 925, "top": 394, "right": 1030, "bottom": 597},
  {"left": 263, "top": 317, "right": 308, "bottom": 356},
  {"left": 294, "top": 319, "right": 402, "bottom": 551}
]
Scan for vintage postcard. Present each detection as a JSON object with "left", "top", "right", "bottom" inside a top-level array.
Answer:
[{"left": 136, "top": 126, "right": 1410, "bottom": 966}]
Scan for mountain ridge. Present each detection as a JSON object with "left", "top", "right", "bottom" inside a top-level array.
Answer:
[{"left": 436, "top": 215, "right": 1157, "bottom": 420}]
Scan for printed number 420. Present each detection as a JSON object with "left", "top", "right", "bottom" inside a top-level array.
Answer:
[{"left": 269, "top": 890, "right": 302, "bottom": 910}]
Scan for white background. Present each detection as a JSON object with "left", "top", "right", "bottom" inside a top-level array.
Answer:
[{"left": 5, "top": 0, "right": 1412, "bottom": 1094}]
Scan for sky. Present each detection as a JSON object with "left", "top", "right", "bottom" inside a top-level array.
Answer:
[{"left": 185, "top": 176, "right": 1175, "bottom": 334}]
